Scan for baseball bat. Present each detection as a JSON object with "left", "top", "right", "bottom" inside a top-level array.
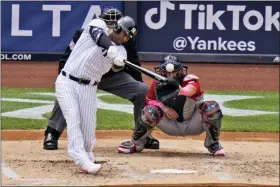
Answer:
[{"left": 123, "top": 60, "right": 167, "bottom": 82}]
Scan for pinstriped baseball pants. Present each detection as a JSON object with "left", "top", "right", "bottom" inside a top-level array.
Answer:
[{"left": 55, "top": 74, "right": 97, "bottom": 168}]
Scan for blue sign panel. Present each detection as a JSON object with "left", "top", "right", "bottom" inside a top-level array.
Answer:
[
  {"left": 1, "top": 1, "right": 123, "bottom": 52},
  {"left": 137, "top": 1, "right": 280, "bottom": 55}
]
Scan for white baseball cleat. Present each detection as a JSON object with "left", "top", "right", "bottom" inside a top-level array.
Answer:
[{"left": 80, "top": 162, "right": 102, "bottom": 175}]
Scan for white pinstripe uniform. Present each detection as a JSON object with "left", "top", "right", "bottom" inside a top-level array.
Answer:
[{"left": 55, "top": 19, "right": 127, "bottom": 171}]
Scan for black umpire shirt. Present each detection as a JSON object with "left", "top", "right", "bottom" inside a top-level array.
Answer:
[{"left": 58, "top": 29, "right": 143, "bottom": 82}]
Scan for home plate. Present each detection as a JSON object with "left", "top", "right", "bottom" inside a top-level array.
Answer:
[{"left": 150, "top": 169, "right": 197, "bottom": 174}]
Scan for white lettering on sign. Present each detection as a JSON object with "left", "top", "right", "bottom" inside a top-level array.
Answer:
[
  {"left": 145, "top": 1, "right": 280, "bottom": 31},
  {"left": 11, "top": 4, "right": 33, "bottom": 36},
  {"left": 173, "top": 36, "right": 256, "bottom": 52},
  {"left": 82, "top": 5, "right": 102, "bottom": 28},
  {"left": 42, "top": 5, "right": 71, "bottom": 37},
  {"left": 1, "top": 53, "right": 32, "bottom": 61},
  {"left": 9, "top": 4, "right": 103, "bottom": 37}
]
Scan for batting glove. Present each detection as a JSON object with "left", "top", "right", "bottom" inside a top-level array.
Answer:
[{"left": 113, "top": 56, "right": 125, "bottom": 67}]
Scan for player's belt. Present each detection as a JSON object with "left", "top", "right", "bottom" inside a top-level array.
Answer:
[{"left": 62, "top": 71, "right": 98, "bottom": 86}]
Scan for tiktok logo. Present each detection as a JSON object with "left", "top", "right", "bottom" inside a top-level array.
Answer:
[{"left": 145, "top": 1, "right": 175, "bottom": 30}]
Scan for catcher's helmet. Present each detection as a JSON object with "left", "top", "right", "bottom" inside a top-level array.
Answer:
[
  {"left": 99, "top": 7, "right": 123, "bottom": 25},
  {"left": 155, "top": 54, "right": 188, "bottom": 77},
  {"left": 113, "top": 16, "right": 138, "bottom": 40}
]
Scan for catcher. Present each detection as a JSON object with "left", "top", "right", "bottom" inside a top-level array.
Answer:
[{"left": 118, "top": 55, "right": 225, "bottom": 156}]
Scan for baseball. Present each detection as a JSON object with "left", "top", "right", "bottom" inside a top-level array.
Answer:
[{"left": 165, "top": 63, "right": 174, "bottom": 72}]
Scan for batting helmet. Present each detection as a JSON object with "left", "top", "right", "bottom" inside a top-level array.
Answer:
[
  {"left": 155, "top": 54, "right": 188, "bottom": 77},
  {"left": 99, "top": 7, "right": 123, "bottom": 25},
  {"left": 113, "top": 16, "right": 138, "bottom": 40}
]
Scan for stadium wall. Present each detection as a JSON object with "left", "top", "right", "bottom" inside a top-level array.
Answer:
[{"left": 1, "top": 1, "right": 279, "bottom": 64}]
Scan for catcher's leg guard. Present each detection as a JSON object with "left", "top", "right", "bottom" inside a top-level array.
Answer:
[
  {"left": 118, "top": 105, "right": 163, "bottom": 154},
  {"left": 200, "top": 101, "right": 225, "bottom": 156}
]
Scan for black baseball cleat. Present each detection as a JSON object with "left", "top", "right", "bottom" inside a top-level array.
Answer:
[
  {"left": 144, "top": 135, "right": 160, "bottom": 149},
  {"left": 43, "top": 132, "right": 58, "bottom": 150}
]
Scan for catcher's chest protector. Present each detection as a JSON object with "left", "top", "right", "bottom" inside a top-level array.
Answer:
[
  {"left": 172, "top": 95, "right": 204, "bottom": 122},
  {"left": 173, "top": 74, "right": 204, "bottom": 122}
]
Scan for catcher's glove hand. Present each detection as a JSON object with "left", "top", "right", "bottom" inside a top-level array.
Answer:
[{"left": 155, "top": 78, "right": 180, "bottom": 107}]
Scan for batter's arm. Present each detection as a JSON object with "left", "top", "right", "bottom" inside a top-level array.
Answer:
[{"left": 88, "top": 19, "right": 114, "bottom": 50}]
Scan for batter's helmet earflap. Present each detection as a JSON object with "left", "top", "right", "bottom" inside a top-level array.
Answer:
[{"left": 113, "top": 22, "right": 122, "bottom": 34}]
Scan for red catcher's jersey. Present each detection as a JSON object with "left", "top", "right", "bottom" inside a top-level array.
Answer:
[{"left": 145, "top": 74, "right": 203, "bottom": 104}]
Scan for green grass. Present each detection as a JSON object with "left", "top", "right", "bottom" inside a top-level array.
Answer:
[
  {"left": 224, "top": 96, "right": 279, "bottom": 112},
  {"left": 4, "top": 112, "right": 278, "bottom": 132},
  {"left": 1, "top": 88, "right": 55, "bottom": 100},
  {"left": 3, "top": 109, "right": 134, "bottom": 130},
  {"left": 42, "top": 109, "right": 135, "bottom": 130},
  {"left": 1, "top": 88, "right": 279, "bottom": 132},
  {"left": 98, "top": 95, "right": 131, "bottom": 104},
  {"left": 1, "top": 101, "right": 48, "bottom": 113},
  {"left": 96, "top": 109, "right": 134, "bottom": 130},
  {"left": 207, "top": 90, "right": 279, "bottom": 111},
  {"left": 206, "top": 90, "right": 278, "bottom": 96},
  {"left": 222, "top": 114, "right": 279, "bottom": 132},
  {"left": 1, "top": 117, "right": 47, "bottom": 129}
]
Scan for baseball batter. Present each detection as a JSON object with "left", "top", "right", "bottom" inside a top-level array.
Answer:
[
  {"left": 118, "top": 55, "right": 226, "bottom": 156},
  {"left": 55, "top": 16, "right": 138, "bottom": 174},
  {"left": 44, "top": 8, "right": 159, "bottom": 152}
]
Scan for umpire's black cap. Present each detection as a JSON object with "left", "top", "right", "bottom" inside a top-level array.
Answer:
[{"left": 99, "top": 7, "right": 123, "bottom": 25}]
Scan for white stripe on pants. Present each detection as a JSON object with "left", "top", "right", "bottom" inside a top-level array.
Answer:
[{"left": 55, "top": 74, "right": 97, "bottom": 167}]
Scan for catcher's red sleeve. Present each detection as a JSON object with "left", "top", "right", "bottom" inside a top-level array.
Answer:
[
  {"left": 187, "top": 81, "right": 203, "bottom": 99},
  {"left": 145, "top": 80, "right": 157, "bottom": 104}
]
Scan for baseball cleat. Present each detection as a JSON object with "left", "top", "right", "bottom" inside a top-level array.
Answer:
[
  {"left": 43, "top": 132, "right": 58, "bottom": 150},
  {"left": 118, "top": 140, "right": 137, "bottom": 154},
  {"left": 144, "top": 135, "right": 160, "bottom": 149},
  {"left": 208, "top": 142, "right": 225, "bottom": 156},
  {"left": 79, "top": 163, "right": 102, "bottom": 175}
]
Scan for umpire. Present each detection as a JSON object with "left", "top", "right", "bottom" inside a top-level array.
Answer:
[{"left": 43, "top": 8, "right": 160, "bottom": 150}]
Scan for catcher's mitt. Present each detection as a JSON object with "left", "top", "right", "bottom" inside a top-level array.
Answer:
[{"left": 154, "top": 78, "right": 180, "bottom": 107}]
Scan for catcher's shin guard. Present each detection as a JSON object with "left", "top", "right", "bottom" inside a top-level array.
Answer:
[
  {"left": 200, "top": 101, "right": 225, "bottom": 156},
  {"left": 118, "top": 105, "right": 163, "bottom": 153}
]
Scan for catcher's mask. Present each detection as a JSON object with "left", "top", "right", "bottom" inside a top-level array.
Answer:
[
  {"left": 99, "top": 7, "right": 123, "bottom": 26},
  {"left": 154, "top": 54, "right": 188, "bottom": 78}
]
